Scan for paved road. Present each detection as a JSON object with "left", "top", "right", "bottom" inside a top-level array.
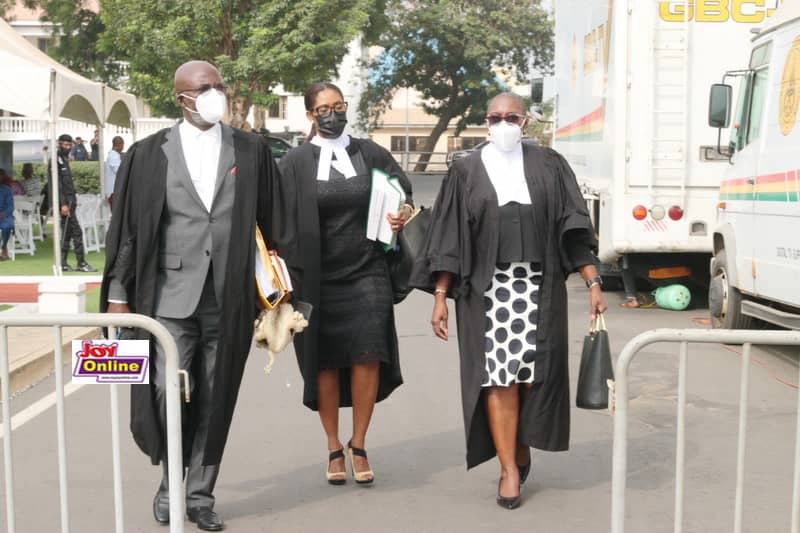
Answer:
[{"left": 1, "top": 174, "right": 799, "bottom": 532}]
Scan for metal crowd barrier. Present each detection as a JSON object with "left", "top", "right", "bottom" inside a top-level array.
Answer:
[
  {"left": 611, "top": 328, "right": 800, "bottom": 533},
  {"left": 0, "top": 313, "right": 185, "bottom": 533},
  {"left": 394, "top": 151, "right": 451, "bottom": 173}
]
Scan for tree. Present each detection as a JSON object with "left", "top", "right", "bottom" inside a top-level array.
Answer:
[
  {"left": 360, "top": 0, "right": 553, "bottom": 171},
  {"left": 99, "top": 0, "right": 381, "bottom": 123}
]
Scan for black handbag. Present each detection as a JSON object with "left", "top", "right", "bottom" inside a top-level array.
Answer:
[
  {"left": 387, "top": 206, "right": 432, "bottom": 304},
  {"left": 576, "top": 313, "right": 614, "bottom": 409}
]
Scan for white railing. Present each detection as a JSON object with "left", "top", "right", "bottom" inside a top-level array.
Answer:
[
  {"left": 0, "top": 117, "right": 48, "bottom": 137},
  {"left": 612, "top": 328, "right": 800, "bottom": 533},
  {"left": 0, "top": 117, "right": 177, "bottom": 144},
  {"left": 0, "top": 313, "right": 186, "bottom": 533}
]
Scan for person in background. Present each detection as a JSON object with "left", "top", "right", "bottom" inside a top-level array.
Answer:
[
  {"left": 0, "top": 169, "right": 14, "bottom": 260},
  {"left": 104, "top": 136, "right": 124, "bottom": 209},
  {"left": 276, "top": 81, "right": 413, "bottom": 487},
  {"left": 90, "top": 130, "right": 100, "bottom": 161},
  {"left": 50, "top": 134, "right": 96, "bottom": 272},
  {"left": 70, "top": 136, "right": 88, "bottom": 161},
  {"left": 411, "top": 92, "right": 607, "bottom": 510},
  {"left": 19, "top": 163, "right": 42, "bottom": 199},
  {"left": 0, "top": 168, "right": 24, "bottom": 196}
]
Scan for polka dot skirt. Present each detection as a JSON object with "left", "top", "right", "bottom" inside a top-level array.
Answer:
[{"left": 482, "top": 262, "right": 542, "bottom": 387}]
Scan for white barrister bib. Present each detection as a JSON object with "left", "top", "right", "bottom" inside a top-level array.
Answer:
[
  {"left": 480, "top": 142, "right": 531, "bottom": 206},
  {"left": 310, "top": 134, "right": 357, "bottom": 181}
]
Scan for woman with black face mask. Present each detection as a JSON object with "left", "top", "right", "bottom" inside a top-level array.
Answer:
[{"left": 276, "top": 82, "right": 413, "bottom": 486}]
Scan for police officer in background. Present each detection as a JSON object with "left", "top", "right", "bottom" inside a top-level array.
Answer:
[{"left": 50, "top": 133, "right": 96, "bottom": 272}]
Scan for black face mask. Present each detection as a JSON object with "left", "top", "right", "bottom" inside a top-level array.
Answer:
[{"left": 316, "top": 111, "right": 347, "bottom": 138}]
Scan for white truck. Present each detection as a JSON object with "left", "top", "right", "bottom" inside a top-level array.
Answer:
[
  {"left": 707, "top": 2, "right": 800, "bottom": 329},
  {"left": 553, "top": 0, "right": 783, "bottom": 290}
]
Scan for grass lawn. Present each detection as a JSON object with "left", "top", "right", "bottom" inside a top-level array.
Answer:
[
  {"left": 0, "top": 224, "right": 106, "bottom": 276},
  {"left": 0, "top": 305, "right": 11, "bottom": 312},
  {"left": 85, "top": 285, "right": 101, "bottom": 313}
]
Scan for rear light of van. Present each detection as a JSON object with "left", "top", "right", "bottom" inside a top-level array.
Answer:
[
  {"left": 650, "top": 205, "right": 666, "bottom": 220},
  {"left": 668, "top": 205, "right": 684, "bottom": 220},
  {"left": 632, "top": 205, "right": 648, "bottom": 220}
]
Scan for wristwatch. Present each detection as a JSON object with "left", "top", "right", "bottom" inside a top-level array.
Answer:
[{"left": 585, "top": 276, "right": 603, "bottom": 289}]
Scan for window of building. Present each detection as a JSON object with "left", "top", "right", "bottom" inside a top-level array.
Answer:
[
  {"left": 37, "top": 38, "right": 48, "bottom": 53},
  {"left": 268, "top": 96, "right": 287, "bottom": 119},
  {"left": 390, "top": 136, "right": 431, "bottom": 152},
  {"left": 448, "top": 136, "right": 485, "bottom": 152}
]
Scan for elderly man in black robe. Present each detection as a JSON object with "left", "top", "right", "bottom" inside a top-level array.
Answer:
[
  {"left": 101, "top": 60, "right": 283, "bottom": 530},
  {"left": 411, "top": 92, "right": 607, "bottom": 509}
]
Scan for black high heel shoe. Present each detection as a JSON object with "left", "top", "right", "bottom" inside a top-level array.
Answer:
[
  {"left": 518, "top": 462, "right": 531, "bottom": 485},
  {"left": 496, "top": 480, "right": 522, "bottom": 510}
]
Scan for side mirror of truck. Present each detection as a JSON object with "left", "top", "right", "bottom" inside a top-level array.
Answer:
[{"left": 708, "top": 84, "right": 732, "bottom": 128}]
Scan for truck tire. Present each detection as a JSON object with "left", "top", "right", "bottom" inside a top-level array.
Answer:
[{"left": 709, "top": 250, "right": 752, "bottom": 329}]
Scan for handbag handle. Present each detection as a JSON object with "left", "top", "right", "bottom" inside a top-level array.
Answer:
[{"left": 589, "top": 311, "right": 608, "bottom": 333}]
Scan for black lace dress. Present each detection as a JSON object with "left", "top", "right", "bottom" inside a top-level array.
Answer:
[{"left": 315, "top": 149, "right": 392, "bottom": 369}]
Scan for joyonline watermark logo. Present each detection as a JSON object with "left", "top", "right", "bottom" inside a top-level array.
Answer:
[{"left": 72, "top": 339, "right": 150, "bottom": 384}]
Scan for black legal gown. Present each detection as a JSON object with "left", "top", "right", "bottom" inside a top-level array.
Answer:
[
  {"left": 276, "top": 138, "right": 413, "bottom": 410},
  {"left": 100, "top": 127, "right": 281, "bottom": 466},
  {"left": 410, "top": 144, "right": 597, "bottom": 469}
]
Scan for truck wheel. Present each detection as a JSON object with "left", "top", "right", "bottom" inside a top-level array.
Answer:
[{"left": 709, "top": 250, "right": 752, "bottom": 329}]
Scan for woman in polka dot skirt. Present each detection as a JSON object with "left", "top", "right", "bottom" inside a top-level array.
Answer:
[{"left": 411, "top": 93, "right": 607, "bottom": 510}]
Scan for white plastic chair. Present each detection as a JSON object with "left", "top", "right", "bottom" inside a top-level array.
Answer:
[
  {"left": 31, "top": 195, "right": 44, "bottom": 241},
  {"left": 75, "top": 194, "right": 100, "bottom": 253},
  {"left": 95, "top": 197, "right": 111, "bottom": 248},
  {"left": 11, "top": 198, "right": 36, "bottom": 257}
]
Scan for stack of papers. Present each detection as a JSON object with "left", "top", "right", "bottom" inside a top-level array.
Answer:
[
  {"left": 255, "top": 226, "right": 293, "bottom": 309},
  {"left": 366, "top": 168, "right": 406, "bottom": 250}
]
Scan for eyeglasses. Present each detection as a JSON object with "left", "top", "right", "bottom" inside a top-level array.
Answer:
[
  {"left": 314, "top": 101, "right": 348, "bottom": 116},
  {"left": 486, "top": 113, "right": 526, "bottom": 126},
  {"left": 179, "top": 83, "right": 229, "bottom": 95}
]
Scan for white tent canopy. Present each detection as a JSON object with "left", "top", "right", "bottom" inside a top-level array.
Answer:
[
  {"left": 0, "top": 18, "right": 137, "bottom": 127},
  {"left": 0, "top": 18, "right": 106, "bottom": 124},
  {"left": 0, "top": 17, "right": 139, "bottom": 272}
]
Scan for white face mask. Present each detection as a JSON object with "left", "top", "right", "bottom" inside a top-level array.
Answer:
[
  {"left": 488, "top": 121, "right": 523, "bottom": 152},
  {"left": 181, "top": 89, "right": 226, "bottom": 126}
]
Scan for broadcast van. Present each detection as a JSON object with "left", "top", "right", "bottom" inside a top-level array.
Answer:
[
  {"left": 554, "top": 0, "right": 784, "bottom": 289},
  {"left": 707, "top": 3, "right": 800, "bottom": 329}
]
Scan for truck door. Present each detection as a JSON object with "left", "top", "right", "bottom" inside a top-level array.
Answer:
[
  {"left": 751, "top": 37, "right": 800, "bottom": 305},
  {"left": 724, "top": 72, "right": 758, "bottom": 294}
]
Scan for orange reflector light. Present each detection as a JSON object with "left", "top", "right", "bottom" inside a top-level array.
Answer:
[
  {"left": 668, "top": 205, "right": 684, "bottom": 220},
  {"left": 632, "top": 205, "right": 648, "bottom": 220},
  {"left": 648, "top": 266, "right": 692, "bottom": 279},
  {"left": 718, "top": 202, "right": 727, "bottom": 210}
]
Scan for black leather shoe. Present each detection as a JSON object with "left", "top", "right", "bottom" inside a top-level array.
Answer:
[
  {"left": 518, "top": 462, "right": 532, "bottom": 485},
  {"left": 152, "top": 496, "right": 169, "bottom": 525},
  {"left": 76, "top": 262, "right": 97, "bottom": 272},
  {"left": 496, "top": 479, "right": 521, "bottom": 510},
  {"left": 62, "top": 263, "right": 74, "bottom": 272},
  {"left": 187, "top": 507, "right": 224, "bottom": 531},
  {"left": 496, "top": 492, "right": 522, "bottom": 510}
]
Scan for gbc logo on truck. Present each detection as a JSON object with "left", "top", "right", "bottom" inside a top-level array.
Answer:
[
  {"left": 780, "top": 36, "right": 800, "bottom": 136},
  {"left": 659, "top": 0, "right": 780, "bottom": 23}
]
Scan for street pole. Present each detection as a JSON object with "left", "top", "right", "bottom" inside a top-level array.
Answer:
[
  {"left": 404, "top": 88, "right": 410, "bottom": 172},
  {"left": 49, "top": 69, "right": 62, "bottom": 276}
]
